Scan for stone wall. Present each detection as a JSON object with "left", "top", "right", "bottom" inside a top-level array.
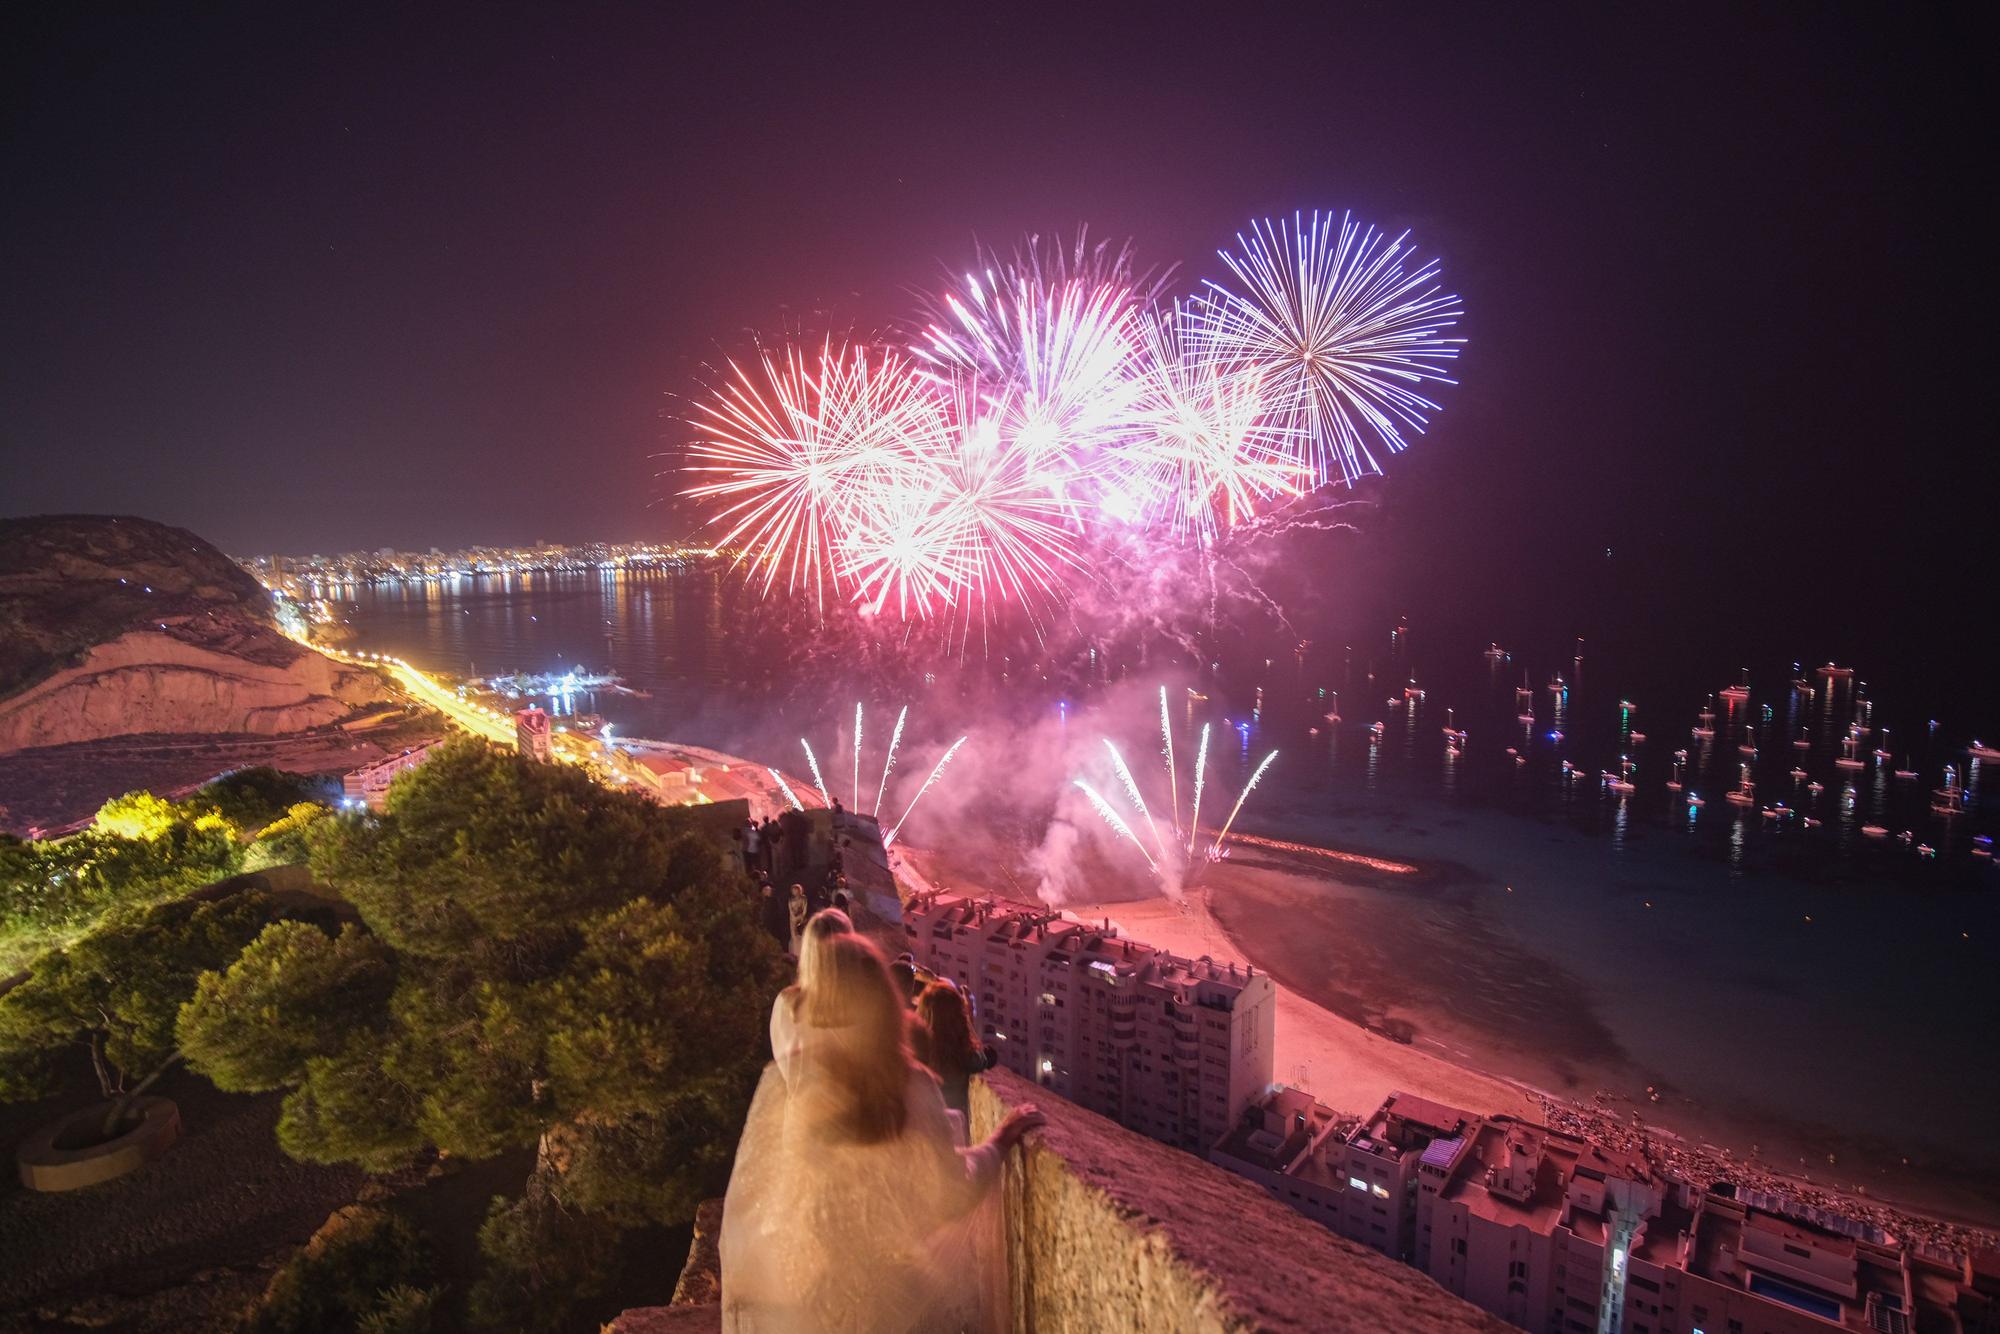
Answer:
[
  {"left": 969, "top": 1066, "right": 1510, "bottom": 1333},
  {"left": 611, "top": 1070, "right": 1509, "bottom": 1332}
]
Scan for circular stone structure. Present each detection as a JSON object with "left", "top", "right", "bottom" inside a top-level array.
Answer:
[{"left": 16, "top": 1096, "right": 180, "bottom": 1191}]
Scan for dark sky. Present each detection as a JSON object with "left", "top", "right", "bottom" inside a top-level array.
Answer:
[{"left": 3, "top": 4, "right": 1988, "bottom": 688}]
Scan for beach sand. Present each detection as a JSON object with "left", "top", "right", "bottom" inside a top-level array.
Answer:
[
  {"left": 1063, "top": 887, "right": 1544, "bottom": 1126},
  {"left": 1067, "top": 831, "right": 2000, "bottom": 1241}
]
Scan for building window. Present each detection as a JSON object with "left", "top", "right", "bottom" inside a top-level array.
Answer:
[
  {"left": 1371, "top": 1184, "right": 1390, "bottom": 1199},
  {"left": 1348, "top": 1177, "right": 1368, "bottom": 1191}
]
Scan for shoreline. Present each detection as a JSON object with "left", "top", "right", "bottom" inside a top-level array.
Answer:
[{"left": 1063, "top": 863, "right": 2000, "bottom": 1255}]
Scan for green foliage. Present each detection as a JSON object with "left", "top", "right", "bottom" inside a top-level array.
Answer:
[
  {"left": 93, "top": 791, "right": 184, "bottom": 841},
  {"left": 173, "top": 738, "right": 788, "bottom": 1322},
  {"left": 468, "top": 1193, "right": 623, "bottom": 1334},
  {"left": 0, "top": 797, "right": 245, "bottom": 974},
  {"left": 274, "top": 1029, "right": 428, "bottom": 1172},
  {"left": 177, "top": 921, "right": 393, "bottom": 1093},
  {"left": 309, "top": 739, "right": 736, "bottom": 957},
  {"left": 196, "top": 767, "right": 334, "bottom": 833},
  {"left": 0, "top": 891, "right": 280, "bottom": 1102},
  {"left": 247, "top": 1205, "right": 437, "bottom": 1334},
  {"left": 545, "top": 1093, "right": 748, "bottom": 1223},
  {"left": 356, "top": 1284, "right": 444, "bottom": 1334},
  {"left": 243, "top": 801, "right": 334, "bottom": 872},
  {"left": 186, "top": 738, "right": 787, "bottom": 1229}
]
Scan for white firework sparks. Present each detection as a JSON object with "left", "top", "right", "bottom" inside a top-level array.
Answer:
[{"left": 1191, "top": 210, "right": 1463, "bottom": 488}]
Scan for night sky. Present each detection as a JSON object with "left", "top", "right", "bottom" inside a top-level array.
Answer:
[{"left": 3, "top": 5, "right": 1989, "bottom": 695}]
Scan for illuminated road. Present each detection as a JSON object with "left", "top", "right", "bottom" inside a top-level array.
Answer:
[{"left": 286, "top": 628, "right": 652, "bottom": 783}]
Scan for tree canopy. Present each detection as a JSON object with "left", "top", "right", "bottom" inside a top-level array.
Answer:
[
  {"left": 194, "top": 766, "right": 335, "bottom": 833},
  {"left": 177, "top": 737, "right": 787, "bottom": 1323},
  {"left": 243, "top": 800, "right": 334, "bottom": 872},
  {"left": 1, "top": 793, "right": 246, "bottom": 974},
  {"left": 0, "top": 890, "right": 285, "bottom": 1107}
]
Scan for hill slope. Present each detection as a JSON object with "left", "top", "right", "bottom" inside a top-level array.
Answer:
[{"left": 0, "top": 515, "right": 386, "bottom": 752}]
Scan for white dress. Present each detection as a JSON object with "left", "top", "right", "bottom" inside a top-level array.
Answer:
[{"left": 720, "top": 1000, "right": 1005, "bottom": 1332}]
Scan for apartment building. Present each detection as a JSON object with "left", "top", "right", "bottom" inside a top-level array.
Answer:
[
  {"left": 1422, "top": 1116, "right": 1662, "bottom": 1333},
  {"left": 902, "top": 890, "right": 1275, "bottom": 1154},
  {"left": 340, "top": 740, "right": 445, "bottom": 810},
  {"left": 1209, "top": 1085, "right": 1352, "bottom": 1231},
  {"left": 1630, "top": 1188, "right": 1949, "bottom": 1334}
]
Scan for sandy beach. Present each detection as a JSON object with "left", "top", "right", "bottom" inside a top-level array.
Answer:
[
  {"left": 1051, "top": 815, "right": 2000, "bottom": 1252},
  {"left": 1062, "top": 887, "right": 1544, "bottom": 1125}
]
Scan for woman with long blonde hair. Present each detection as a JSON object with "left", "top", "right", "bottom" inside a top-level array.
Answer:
[
  {"left": 721, "top": 933, "right": 1041, "bottom": 1332},
  {"left": 770, "top": 908, "right": 852, "bottom": 1082}
]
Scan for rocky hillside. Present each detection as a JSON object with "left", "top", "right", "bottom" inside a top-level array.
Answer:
[{"left": 0, "top": 516, "right": 386, "bottom": 753}]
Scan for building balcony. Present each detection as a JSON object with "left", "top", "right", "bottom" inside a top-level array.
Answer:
[{"left": 611, "top": 1069, "right": 1509, "bottom": 1333}]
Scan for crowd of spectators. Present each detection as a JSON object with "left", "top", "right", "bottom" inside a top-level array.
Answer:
[
  {"left": 734, "top": 808, "right": 862, "bottom": 958},
  {"left": 1532, "top": 1089, "right": 1996, "bottom": 1262}
]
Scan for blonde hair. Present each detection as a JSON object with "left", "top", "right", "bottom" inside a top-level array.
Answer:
[
  {"left": 792, "top": 908, "right": 853, "bottom": 996},
  {"left": 797, "top": 933, "right": 913, "bottom": 1143}
]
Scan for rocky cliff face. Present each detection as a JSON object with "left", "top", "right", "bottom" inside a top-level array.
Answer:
[{"left": 0, "top": 516, "right": 386, "bottom": 753}]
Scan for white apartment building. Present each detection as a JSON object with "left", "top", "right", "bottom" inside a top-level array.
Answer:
[{"left": 902, "top": 891, "right": 1275, "bottom": 1154}]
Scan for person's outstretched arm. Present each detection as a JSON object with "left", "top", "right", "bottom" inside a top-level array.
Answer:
[{"left": 905, "top": 1069, "right": 1043, "bottom": 1219}]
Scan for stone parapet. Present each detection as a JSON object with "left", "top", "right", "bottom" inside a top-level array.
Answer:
[{"left": 970, "top": 1066, "right": 1510, "bottom": 1333}]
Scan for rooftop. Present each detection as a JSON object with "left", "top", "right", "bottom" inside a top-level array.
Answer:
[
  {"left": 906, "top": 889, "right": 1267, "bottom": 998},
  {"left": 1348, "top": 1090, "right": 1479, "bottom": 1166},
  {"left": 1688, "top": 1196, "right": 1916, "bottom": 1333},
  {"left": 1212, "top": 1086, "right": 1340, "bottom": 1174}
]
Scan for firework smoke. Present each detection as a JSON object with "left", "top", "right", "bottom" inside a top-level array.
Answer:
[{"left": 886, "top": 735, "right": 968, "bottom": 847}]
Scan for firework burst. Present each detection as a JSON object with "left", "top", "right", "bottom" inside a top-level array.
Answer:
[
  {"left": 1191, "top": 210, "right": 1464, "bottom": 487},
  {"left": 1113, "top": 305, "right": 1308, "bottom": 547},
  {"left": 915, "top": 232, "right": 1155, "bottom": 489},
  {"left": 683, "top": 340, "right": 941, "bottom": 611},
  {"left": 680, "top": 214, "right": 1464, "bottom": 624}
]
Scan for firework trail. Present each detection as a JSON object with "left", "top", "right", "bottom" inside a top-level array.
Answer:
[
  {"left": 1192, "top": 211, "right": 1463, "bottom": 488},
  {"left": 886, "top": 736, "right": 968, "bottom": 847},
  {"left": 873, "top": 704, "right": 908, "bottom": 815},
  {"left": 1073, "top": 779, "right": 1159, "bottom": 872},
  {"left": 767, "top": 768, "right": 806, "bottom": 813},
  {"left": 1103, "top": 739, "right": 1171, "bottom": 867},
  {"left": 800, "top": 738, "right": 831, "bottom": 807},
  {"left": 1187, "top": 722, "right": 1211, "bottom": 856},
  {"left": 1209, "top": 750, "right": 1279, "bottom": 857},
  {"left": 1159, "top": 685, "right": 1179, "bottom": 838},
  {"left": 852, "top": 701, "right": 863, "bottom": 809}
]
